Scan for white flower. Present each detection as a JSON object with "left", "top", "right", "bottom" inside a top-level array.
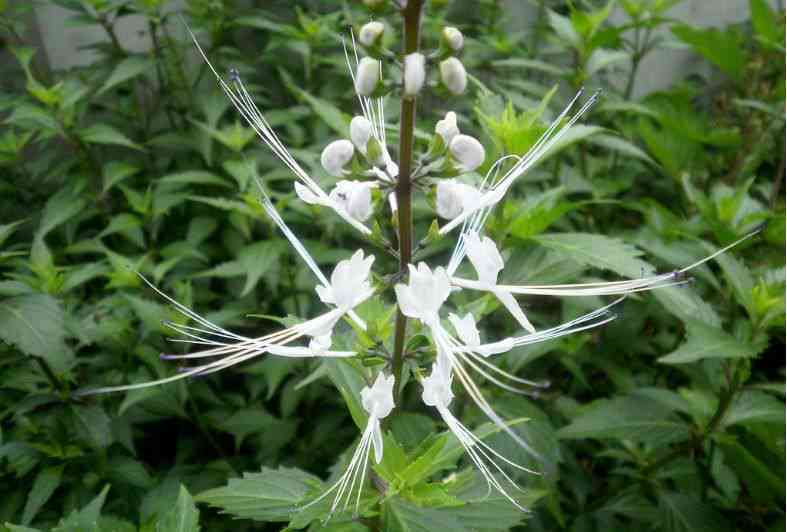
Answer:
[
  {"left": 440, "top": 57, "right": 467, "bottom": 95},
  {"left": 436, "top": 179, "right": 482, "bottom": 220},
  {"left": 315, "top": 249, "right": 375, "bottom": 311},
  {"left": 359, "top": 21, "right": 384, "bottom": 47},
  {"left": 436, "top": 111, "right": 460, "bottom": 146},
  {"left": 394, "top": 263, "right": 451, "bottom": 326},
  {"left": 350, "top": 116, "right": 372, "bottom": 154},
  {"left": 464, "top": 232, "right": 503, "bottom": 286},
  {"left": 302, "top": 370, "right": 394, "bottom": 517},
  {"left": 421, "top": 358, "right": 454, "bottom": 408},
  {"left": 442, "top": 27, "right": 464, "bottom": 52},
  {"left": 403, "top": 52, "right": 426, "bottom": 96},
  {"left": 328, "top": 180, "right": 374, "bottom": 222},
  {"left": 321, "top": 139, "right": 355, "bottom": 176},
  {"left": 355, "top": 57, "right": 381, "bottom": 96},
  {"left": 448, "top": 312, "right": 513, "bottom": 357},
  {"left": 449, "top": 134, "right": 485, "bottom": 173},
  {"left": 361, "top": 372, "right": 395, "bottom": 420},
  {"left": 464, "top": 232, "right": 535, "bottom": 333}
]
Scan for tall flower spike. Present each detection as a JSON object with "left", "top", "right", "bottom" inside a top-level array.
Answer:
[
  {"left": 184, "top": 24, "right": 372, "bottom": 235},
  {"left": 421, "top": 362, "right": 537, "bottom": 512},
  {"left": 300, "top": 372, "right": 394, "bottom": 518},
  {"left": 440, "top": 88, "right": 601, "bottom": 235}
]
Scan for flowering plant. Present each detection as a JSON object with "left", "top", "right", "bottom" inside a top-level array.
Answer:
[{"left": 49, "top": 0, "right": 776, "bottom": 520}]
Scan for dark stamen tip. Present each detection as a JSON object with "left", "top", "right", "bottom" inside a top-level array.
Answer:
[{"left": 160, "top": 353, "right": 175, "bottom": 360}]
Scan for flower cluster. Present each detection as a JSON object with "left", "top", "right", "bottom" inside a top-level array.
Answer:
[{"left": 79, "top": 17, "right": 759, "bottom": 519}]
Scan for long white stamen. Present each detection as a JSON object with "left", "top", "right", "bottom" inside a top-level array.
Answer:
[{"left": 441, "top": 89, "right": 600, "bottom": 235}]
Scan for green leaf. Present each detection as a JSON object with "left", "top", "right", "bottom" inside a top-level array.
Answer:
[
  {"left": 557, "top": 395, "right": 690, "bottom": 446},
  {"left": 657, "top": 491, "right": 731, "bottom": 532},
  {"left": 79, "top": 124, "right": 144, "bottom": 151},
  {"left": 585, "top": 48, "right": 628, "bottom": 77},
  {"left": 195, "top": 241, "right": 284, "bottom": 296},
  {"left": 21, "top": 465, "right": 63, "bottom": 525},
  {"left": 588, "top": 134, "right": 656, "bottom": 165},
  {"left": 0, "top": 219, "right": 25, "bottom": 247},
  {"left": 156, "top": 485, "right": 200, "bottom": 532},
  {"left": 281, "top": 69, "right": 351, "bottom": 136},
  {"left": 532, "top": 232, "right": 653, "bottom": 278},
  {"left": 716, "top": 436, "right": 785, "bottom": 503},
  {"left": 383, "top": 497, "right": 466, "bottom": 532},
  {"left": 722, "top": 390, "right": 784, "bottom": 427},
  {"left": 750, "top": 0, "right": 783, "bottom": 46},
  {"left": 323, "top": 358, "right": 369, "bottom": 430},
  {"left": 0, "top": 295, "right": 73, "bottom": 373},
  {"left": 196, "top": 467, "right": 321, "bottom": 522},
  {"left": 71, "top": 405, "right": 112, "bottom": 448},
  {"left": 102, "top": 161, "right": 140, "bottom": 193},
  {"left": 52, "top": 485, "right": 110, "bottom": 532},
  {"left": 98, "top": 56, "right": 152, "bottom": 95},
  {"left": 672, "top": 25, "right": 747, "bottom": 82},
  {"left": 158, "top": 170, "right": 231, "bottom": 188},
  {"left": 657, "top": 320, "right": 761, "bottom": 364}
]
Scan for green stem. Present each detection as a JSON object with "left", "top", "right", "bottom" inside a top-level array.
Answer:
[
  {"left": 34, "top": 357, "right": 63, "bottom": 394},
  {"left": 391, "top": 0, "right": 425, "bottom": 401}
]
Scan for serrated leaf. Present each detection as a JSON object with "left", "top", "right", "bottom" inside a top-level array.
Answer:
[
  {"left": 657, "top": 491, "right": 731, "bottom": 532},
  {"left": 52, "top": 485, "right": 109, "bottom": 532},
  {"left": 156, "top": 485, "right": 200, "bottom": 532},
  {"left": 158, "top": 170, "right": 231, "bottom": 188},
  {"left": 557, "top": 395, "right": 689, "bottom": 446},
  {"left": 532, "top": 232, "right": 653, "bottom": 278},
  {"left": 196, "top": 467, "right": 321, "bottom": 522},
  {"left": 79, "top": 124, "right": 144, "bottom": 151},
  {"left": 0, "top": 294, "right": 73, "bottom": 373},
  {"left": 657, "top": 320, "right": 761, "bottom": 364},
  {"left": 98, "top": 56, "right": 152, "bottom": 95},
  {"left": 21, "top": 465, "right": 63, "bottom": 525}
]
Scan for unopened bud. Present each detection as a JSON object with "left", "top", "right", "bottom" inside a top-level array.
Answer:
[
  {"left": 321, "top": 139, "right": 355, "bottom": 176},
  {"left": 435, "top": 111, "right": 460, "bottom": 146},
  {"left": 359, "top": 21, "right": 385, "bottom": 47},
  {"left": 355, "top": 57, "right": 381, "bottom": 96},
  {"left": 449, "top": 134, "right": 485, "bottom": 173},
  {"left": 403, "top": 53, "right": 426, "bottom": 97},
  {"left": 436, "top": 179, "right": 482, "bottom": 219},
  {"left": 442, "top": 27, "right": 464, "bottom": 52},
  {"left": 350, "top": 116, "right": 372, "bottom": 153},
  {"left": 330, "top": 180, "right": 374, "bottom": 222},
  {"left": 440, "top": 57, "right": 467, "bottom": 95}
]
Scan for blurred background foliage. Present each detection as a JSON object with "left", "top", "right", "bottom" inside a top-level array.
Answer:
[{"left": 0, "top": 0, "right": 784, "bottom": 530}]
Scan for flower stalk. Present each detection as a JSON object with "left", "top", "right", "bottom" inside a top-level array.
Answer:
[{"left": 392, "top": 0, "right": 425, "bottom": 400}]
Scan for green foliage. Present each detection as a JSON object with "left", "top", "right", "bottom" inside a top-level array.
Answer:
[{"left": 0, "top": 0, "right": 784, "bottom": 531}]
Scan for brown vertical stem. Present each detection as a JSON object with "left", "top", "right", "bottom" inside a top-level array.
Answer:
[{"left": 391, "top": 0, "right": 425, "bottom": 401}]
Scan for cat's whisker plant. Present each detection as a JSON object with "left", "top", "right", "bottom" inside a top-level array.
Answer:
[{"left": 62, "top": 2, "right": 773, "bottom": 526}]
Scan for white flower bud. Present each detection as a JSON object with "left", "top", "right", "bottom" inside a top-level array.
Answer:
[
  {"left": 436, "top": 179, "right": 481, "bottom": 219},
  {"left": 321, "top": 139, "right": 355, "bottom": 176},
  {"left": 329, "top": 180, "right": 373, "bottom": 222},
  {"left": 403, "top": 52, "right": 426, "bottom": 97},
  {"left": 442, "top": 27, "right": 464, "bottom": 52},
  {"left": 359, "top": 21, "right": 385, "bottom": 47},
  {"left": 440, "top": 57, "right": 467, "bottom": 95},
  {"left": 449, "top": 134, "right": 485, "bottom": 173},
  {"left": 435, "top": 111, "right": 460, "bottom": 146},
  {"left": 350, "top": 116, "right": 372, "bottom": 154},
  {"left": 355, "top": 57, "right": 381, "bottom": 96}
]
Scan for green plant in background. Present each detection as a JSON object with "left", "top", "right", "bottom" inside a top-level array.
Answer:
[{"left": 0, "top": 1, "right": 784, "bottom": 531}]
